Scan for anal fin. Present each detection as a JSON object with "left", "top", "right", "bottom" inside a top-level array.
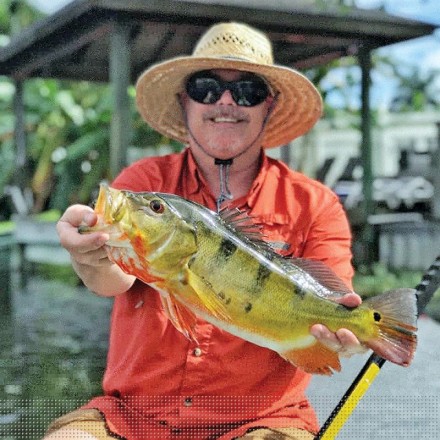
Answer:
[{"left": 281, "top": 342, "right": 341, "bottom": 376}]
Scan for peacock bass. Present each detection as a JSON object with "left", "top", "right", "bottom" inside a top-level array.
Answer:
[{"left": 79, "top": 184, "right": 418, "bottom": 375}]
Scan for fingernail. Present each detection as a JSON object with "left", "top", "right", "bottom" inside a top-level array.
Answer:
[{"left": 83, "top": 212, "right": 95, "bottom": 225}]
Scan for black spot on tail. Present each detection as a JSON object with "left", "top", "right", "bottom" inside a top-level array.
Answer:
[{"left": 374, "top": 312, "right": 381, "bottom": 322}]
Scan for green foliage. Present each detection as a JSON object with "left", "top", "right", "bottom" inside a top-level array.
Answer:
[
  {"left": 0, "top": 72, "right": 181, "bottom": 214},
  {"left": 0, "top": 0, "right": 43, "bottom": 36},
  {"left": 377, "top": 58, "right": 440, "bottom": 112},
  {"left": 353, "top": 263, "right": 423, "bottom": 297}
]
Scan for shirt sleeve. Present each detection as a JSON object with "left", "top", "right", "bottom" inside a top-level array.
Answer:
[
  {"left": 111, "top": 159, "right": 158, "bottom": 192},
  {"left": 301, "top": 194, "right": 354, "bottom": 290}
]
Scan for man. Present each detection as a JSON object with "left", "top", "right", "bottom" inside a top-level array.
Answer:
[{"left": 47, "top": 22, "right": 364, "bottom": 440}]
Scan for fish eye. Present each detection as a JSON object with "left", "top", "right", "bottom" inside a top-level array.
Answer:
[{"left": 150, "top": 199, "right": 164, "bottom": 214}]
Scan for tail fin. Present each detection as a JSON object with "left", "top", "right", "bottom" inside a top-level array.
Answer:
[{"left": 364, "top": 288, "right": 418, "bottom": 367}]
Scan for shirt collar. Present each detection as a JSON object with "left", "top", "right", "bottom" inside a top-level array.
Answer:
[{"left": 183, "top": 147, "right": 272, "bottom": 211}]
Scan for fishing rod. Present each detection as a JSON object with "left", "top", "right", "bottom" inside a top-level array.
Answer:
[{"left": 314, "top": 255, "right": 440, "bottom": 440}]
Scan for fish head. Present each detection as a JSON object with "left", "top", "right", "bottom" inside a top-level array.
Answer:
[{"left": 81, "top": 184, "right": 198, "bottom": 278}]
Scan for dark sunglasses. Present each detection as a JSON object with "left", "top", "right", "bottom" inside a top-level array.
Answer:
[{"left": 185, "top": 71, "right": 270, "bottom": 107}]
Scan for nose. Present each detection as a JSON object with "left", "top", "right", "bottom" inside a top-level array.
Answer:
[{"left": 216, "top": 89, "right": 236, "bottom": 105}]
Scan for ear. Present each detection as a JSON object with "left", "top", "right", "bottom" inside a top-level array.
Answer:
[{"left": 178, "top": 92, "right": 189, "bottom": 109}]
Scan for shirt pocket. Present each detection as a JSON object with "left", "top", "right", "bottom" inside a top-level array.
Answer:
[{"left": 254, "top": 213, "right": 306, "bottom": 258}]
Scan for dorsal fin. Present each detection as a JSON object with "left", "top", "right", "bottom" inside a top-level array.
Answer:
[
  {"left": 282, "top": 257, "right": 353, "bottom": 298},
  {"left": 218, "top": 207, "right": 289, "bottom": 254},
  {"left": 219, "top": 208, "right": 350, "bottom": 298},
  {"left": 219, "top": 207, "right": 262, "bottom": 233}
]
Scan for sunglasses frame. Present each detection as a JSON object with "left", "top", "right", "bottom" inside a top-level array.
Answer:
[{"left": 185, "top": 70, "right": 271, "bottom": 107}]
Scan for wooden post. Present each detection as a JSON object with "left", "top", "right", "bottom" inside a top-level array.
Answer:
[
  {"left": 359, "top": 44, "right": 375, "bottom": 264},
  {"left": 433, "top": 122, "right": 440, "bottom": 219},
  {"left": 109, "top": 20, "right": 132, "bottom": 180},
  {"left": 13, "top": 80, "right": 27, "bottom": 193}
]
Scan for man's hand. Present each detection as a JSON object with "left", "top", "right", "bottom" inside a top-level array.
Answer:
[
  {"left": 310, "top": 293, "right": 368, "bottom": 357},
  {"left": 57, "top": 204, "right": 111, "bottom": 267},
  {"left": 56, "top": 204, "right": 135, "bottom": 296}
]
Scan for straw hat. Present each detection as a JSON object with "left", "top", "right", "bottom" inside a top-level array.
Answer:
[{"left": 135, "top": 22, "right": 323, "bottom": 148}]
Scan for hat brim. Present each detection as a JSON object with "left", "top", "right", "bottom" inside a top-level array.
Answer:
[{"left": 135, "top": 56, "right": 323, "bottom": 148}]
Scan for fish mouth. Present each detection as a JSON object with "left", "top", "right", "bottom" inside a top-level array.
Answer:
[
  {"left": 95, "top": 183, "right": 123, "bottom": 223},
  {"left": 78, "top": 184, "right": 137, "bottom": 252}
]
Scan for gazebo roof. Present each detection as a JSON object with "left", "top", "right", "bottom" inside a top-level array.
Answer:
[{"left": 0, "top": 0, "right": 435, "bottom": 82}]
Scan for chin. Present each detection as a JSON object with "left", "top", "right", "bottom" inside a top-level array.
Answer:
[{"left": 207, "top": 138, "right": 250, "bottom": 155}]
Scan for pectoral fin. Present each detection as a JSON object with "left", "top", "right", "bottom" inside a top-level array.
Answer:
[
  {"left": 159, "top": 291, "right": 199, "bottom": 343},
  {"left": 280, "top": 341, "right": 342, "bottom": 376},
  {"left": 186, "top": 269, "right": 232, "bottom": 323}
]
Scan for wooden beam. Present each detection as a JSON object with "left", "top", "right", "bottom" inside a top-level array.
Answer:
[
  {"left": 109, "top": 20, "right": 132, "bottom": 179},
  {"left": 10, "top": 24, "right": 111, "bottom": 81}
]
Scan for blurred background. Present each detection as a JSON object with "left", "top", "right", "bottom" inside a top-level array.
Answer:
[{"left": 0, "top": 0, "right": 439, "bottom": 438}]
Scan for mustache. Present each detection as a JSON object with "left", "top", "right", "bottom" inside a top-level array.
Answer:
[{"left": 202, "top": 106, "right": 250, "bottom": 122}]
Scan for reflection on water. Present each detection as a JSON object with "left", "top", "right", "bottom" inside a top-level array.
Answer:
[{"left": 0, "top": 269, "right": 112, "bottom": 439}]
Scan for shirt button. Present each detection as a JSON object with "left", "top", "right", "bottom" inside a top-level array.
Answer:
[
  {"left": 193, "top": 347, "right": 202, "bottom": 357},
  {"left": 183, "top": 397, "right": 192, "bottom": 407}
]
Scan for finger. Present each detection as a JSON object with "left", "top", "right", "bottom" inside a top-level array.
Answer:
[
  {"left": 73, "top": 247, "right": 111, "bottom": 266},
  {"left": 335, "top": 329, "right": 368, "bottom": 357},
  {"left": 56, "top": 205, "right": 108, "bottom": 253},
  {"left": 58, "top": 204, "right": 97, "bottom": 228},
  {"left": 59, "top": 224, "right": 109, "bottom": 254},
  {"left": 310, "top": 324, "right": 343, "bottom": 352},
  {"left": 333, "top": 292, "right": 362, "bottom": 308},
  {"left": 310, "top": 325, "right": 367, "bottom": 358}
]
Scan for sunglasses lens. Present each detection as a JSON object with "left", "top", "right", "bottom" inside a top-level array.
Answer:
[
  {"left": 186, "top": 77, "right": 222, "bottom": 104},
  {"left": 232, "top": 77, "right": 269, "bottom": 106},
  {"left": 186, "top": 72, "right": 270, "bottom": 107}
]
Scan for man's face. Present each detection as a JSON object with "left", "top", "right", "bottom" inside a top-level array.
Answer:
[{"left": 181, "top": 69, "right": 274, "bottom": 161}]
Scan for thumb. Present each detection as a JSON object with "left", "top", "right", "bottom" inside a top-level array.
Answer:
[
  {"left": 82, "top": 210, "right": 98, "bottom": 227},
  {"left": 334, "top": 292, "right": 362, "bottom": 308}
]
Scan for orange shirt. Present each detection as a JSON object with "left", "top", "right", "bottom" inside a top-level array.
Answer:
[{"left": 83, "top": 148, "right": 354, "bottom": 440}]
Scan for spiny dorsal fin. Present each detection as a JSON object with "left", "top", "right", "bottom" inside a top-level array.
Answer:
[{"left": 218, "top": 207, "right": 290, "bottom": 254}]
